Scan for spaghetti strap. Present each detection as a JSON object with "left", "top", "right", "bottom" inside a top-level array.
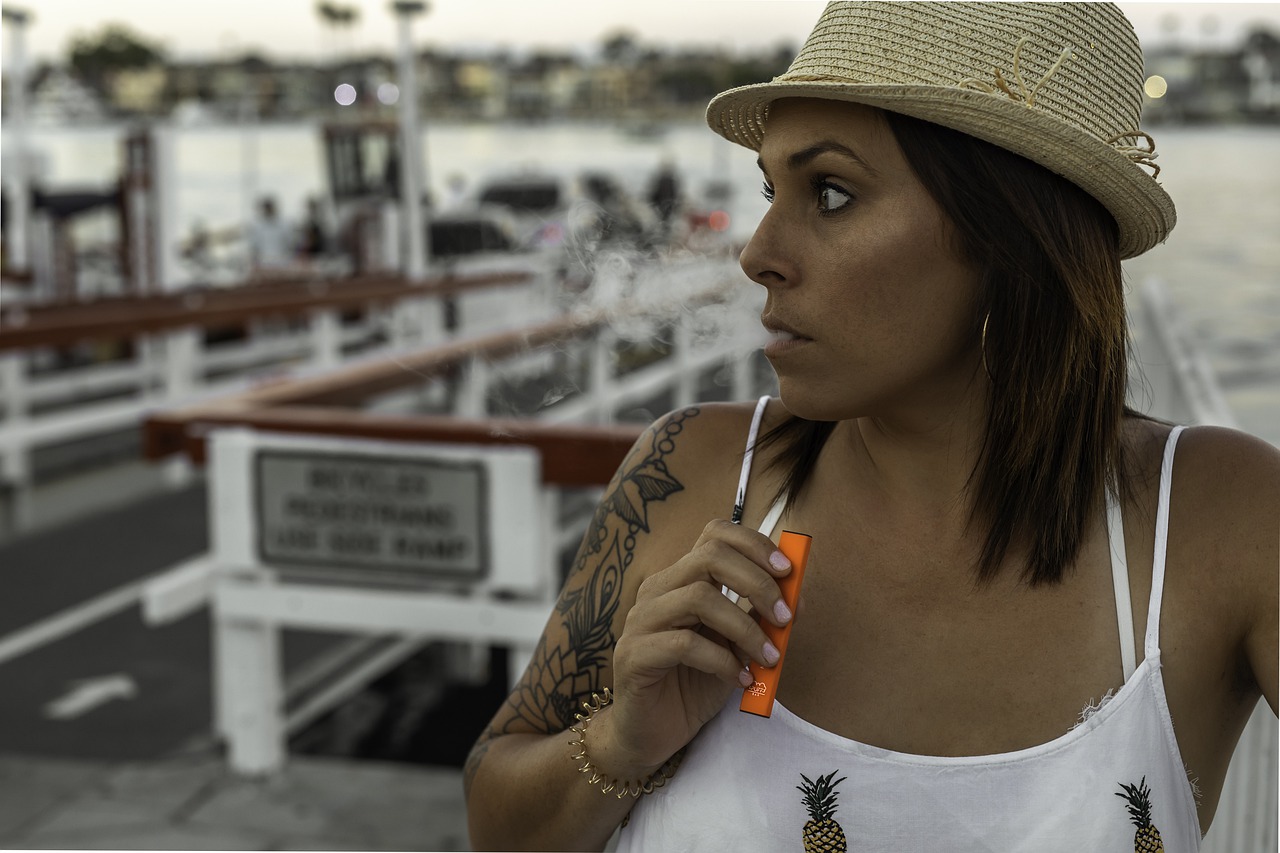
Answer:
[
  {"left": 1105, "top": 488, "right": 1136, "bottom": 681},
  {"left": 732, "top": 396, "right": 771, "bottom": 524},
  {"left": 723, "top": 396, "right": 772, "bottom": 604},
  {"left": 1146, "top": 426, "right": 1186, "bottom": 658},
  {"left": 758, "top": 495, "right": 787, "bottom": 538}
]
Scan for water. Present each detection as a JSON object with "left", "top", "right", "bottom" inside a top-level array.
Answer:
[
  {"left": 20, "top": 119, "right": 1280, "bottom": 444},
  {"left": 1122, "top": 126, "right": 1280, "bottom": 444}
]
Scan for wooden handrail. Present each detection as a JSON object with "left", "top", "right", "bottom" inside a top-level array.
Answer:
[
  {"left": 134, "top": 271, "right": 741, "bottom": 487},
  {"left": 250, "top": 313, "right": 607, "bottom": 407},
  {"left": 0, "top": 270, "right": 535, "bottom": 351},
  {"left": 143, "top": 406, "right": 643, "bottom": 487}
]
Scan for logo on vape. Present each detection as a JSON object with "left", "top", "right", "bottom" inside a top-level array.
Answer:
[{"left": 747, "top": 680, "right": 767, "bottom": 697}]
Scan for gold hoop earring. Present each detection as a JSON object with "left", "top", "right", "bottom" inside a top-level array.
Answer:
[{"left": 981, "top": 313, "right": 994, "bottom": 380}]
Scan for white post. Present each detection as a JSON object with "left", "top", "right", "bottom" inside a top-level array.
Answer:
[
  {"left": 588, "top": 329, "right": 614, "bottom": 423},
  {"left": 310, "top": 307, "right": 342, "bottom": 370},
  {"left": 0, "top": 352, "right": 31, "bottom": 531},
  {"left": 456, "top": 353, "right": 490, "bottom": 418},
  {"left": 393, "top": 2, "right": 429, "bottom": 282},
  {"left": 214, "top": 573, "right": 285, "bottom": 776},
  {"left": 207, "top": 432, "right": 285, "bottom": 774},
  {"left": 151, "top": 126, "right": 182, "bottom": 292},
  {"left": 2, "top": 8, "right": 32, "bottom": 272},
  {"left": 163, "top": 326, "right": 201, "bottom": 402}
]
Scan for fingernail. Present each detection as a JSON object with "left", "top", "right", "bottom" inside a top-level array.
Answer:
[
  {"left": 769, "top": 551, "right": 791, "bottom": 573},
  {"left": 763, "top": 642, "right": 780, "bottom": 664},
  {"left": 773, "top": 599, "right": 792, "bottom": 623},
  {"left": 739, "top": 668, "right": 754, "bottom": 687}
]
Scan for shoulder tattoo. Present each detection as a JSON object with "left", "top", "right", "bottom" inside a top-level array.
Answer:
[{"left": 494, "top": 407, "right": 698, "bottom": 735}]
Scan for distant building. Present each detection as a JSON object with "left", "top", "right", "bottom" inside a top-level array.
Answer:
[
  {"left": 1145, "top": 28, "right": 1280, "bottom": 123},
  {"left": 110, "top": 66, "right": 169, "bottom": 115},
  {"left": 1242, "top": 28, "right": 1280, "bottom": 116},
  {"left": 5, "top": 25, "right": 1275, "bottom": 126},
  {"left": 21, "top": 67, "right": 109, "bottom": 124}
]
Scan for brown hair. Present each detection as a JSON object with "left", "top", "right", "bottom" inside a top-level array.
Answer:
[{"left": 759, "top": 110, "right": 1135, "bottom": 587}]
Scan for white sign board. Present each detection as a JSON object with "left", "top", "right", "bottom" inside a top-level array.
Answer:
[
  {"left": 209, "top": 429, "right": 547, "bottom": 594},
  {"left": 256, "top": 452, "right": 487, "bottom": 578}
]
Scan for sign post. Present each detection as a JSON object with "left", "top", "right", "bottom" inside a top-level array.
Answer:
[{"left": 206, "top": 429, "right": 550, "bottom": 774}]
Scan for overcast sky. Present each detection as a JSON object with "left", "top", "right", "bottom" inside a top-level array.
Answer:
[{"left": 9, "top": 1, "right": 1280, "bottom": 65}]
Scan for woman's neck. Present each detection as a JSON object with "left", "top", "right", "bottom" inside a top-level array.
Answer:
[{"left": 830, "top": 394, "right": 990, "bottom": 526}]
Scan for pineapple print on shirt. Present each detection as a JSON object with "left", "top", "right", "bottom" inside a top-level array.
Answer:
[
  {"left": 797, "top": 771, "right": 847, "bottom": 852},
  {"left": 1116, "top": 777, "right": 1165, "bottom": 852}
]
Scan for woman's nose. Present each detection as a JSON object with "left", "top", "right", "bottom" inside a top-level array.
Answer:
[{"left": 739, "top": 207, "right": 793, "bottom": 288}]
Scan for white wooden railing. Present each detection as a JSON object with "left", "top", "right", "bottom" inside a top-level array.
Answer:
[
  {"left": 0, "top": 267, "right": 558, "bottom": 534},
  {"left": 134, "top": 260, "right": 766, "bottom": 774}
]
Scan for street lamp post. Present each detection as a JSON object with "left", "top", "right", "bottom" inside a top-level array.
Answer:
[
  {"left": 392, "top": 1, "right": 428, "bottom": 282},
  {"left": 2, "top": 6, "right": 33, "bottom": 273}
]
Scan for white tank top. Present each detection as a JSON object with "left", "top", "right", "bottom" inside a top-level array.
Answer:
[{"left": 617, "top": 398, "right": 1201, "bottom": 852}]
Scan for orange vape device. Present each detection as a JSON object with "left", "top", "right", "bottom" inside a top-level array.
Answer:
[{"left": 740, "top": 530, "right": 811, "bottom": 717}]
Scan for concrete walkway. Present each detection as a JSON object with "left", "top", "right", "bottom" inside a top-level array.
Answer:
[{"left": 0, "top": 748, "right": 471, "bottom": 851}]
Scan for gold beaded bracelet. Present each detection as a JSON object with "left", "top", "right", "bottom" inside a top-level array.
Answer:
[{"left": 567, "top": 688, "right": 686, "bottom": 799}]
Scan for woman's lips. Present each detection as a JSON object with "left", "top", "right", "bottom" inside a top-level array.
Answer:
[{"left": 761, "top": 318, "right": 813, "bottom": 357}]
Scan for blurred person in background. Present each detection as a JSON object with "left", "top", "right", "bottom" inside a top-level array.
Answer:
[
  {"left": 647, "top": 158, "right": 681, "bottom": 238},
  {"left": 298, "top": 196, "right": 330, "bottom": 261},
  {"left": 248, "top": 195, "right": 294, "bottom": 273}
]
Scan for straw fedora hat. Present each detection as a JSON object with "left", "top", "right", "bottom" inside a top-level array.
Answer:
[{"left": 707, "top": 2, "right": 1175, "bottom": 258}]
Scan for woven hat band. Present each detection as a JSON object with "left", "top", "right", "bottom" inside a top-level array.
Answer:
[
  {"left": 705, "top": 2, "right": 1176, "bottom": 258},
  {"left": 780, "top": 2, "right": 1144, "bottom": 145}
]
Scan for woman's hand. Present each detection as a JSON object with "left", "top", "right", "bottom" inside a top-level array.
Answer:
[{"left": 604, "top": 518, "right": 795, "bottom": 769}]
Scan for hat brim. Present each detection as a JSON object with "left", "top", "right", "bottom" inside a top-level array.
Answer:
[{"left": 707, "top": 80, "right": 1175, "bottom": 259}]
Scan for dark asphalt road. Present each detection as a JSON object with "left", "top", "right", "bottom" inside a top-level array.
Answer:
[
  {"left": 0, "top": 481, "right": 345, "bottom": 761},
  {"left": 0, "top": 485, "right": 209, "bottom": 636}
]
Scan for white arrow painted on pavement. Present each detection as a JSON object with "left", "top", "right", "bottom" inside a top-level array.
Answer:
[{"left": 43, "top": 674, "right": 138, "bottom": 721}]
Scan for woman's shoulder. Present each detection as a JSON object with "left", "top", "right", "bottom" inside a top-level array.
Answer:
[
  {"left": 627, "top": 398, "right": 781, "bottom": 472},
  {"left": 1125, "top": 418, "right": 1277, "bottom": 711},
  {"left": 1133, "top": 418, "right": 1278, "bottom": 638},
  {"left": 1164, "top": 422, "right": 1279, "bottom": 533},
  {"left": 1122, "top": 417, "right": 1277, "bottom": 603},
  {"left": 603, "top": 400, "right": 781, "bottom": 567},
  {"left": 1125, "top": 417, "right": 1279, "bottom": 517}
]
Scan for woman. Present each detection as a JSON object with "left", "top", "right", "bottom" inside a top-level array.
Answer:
[{"left": 464, "top": 3, "right": 1278, "bottom": 849}]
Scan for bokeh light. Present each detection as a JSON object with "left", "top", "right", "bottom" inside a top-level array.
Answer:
[
  {"left": 1143, "top": 75, "right": 1168, "bottom": 98},
  {"left": 377, "top": 83, "right": 400, "bottom": 105},
  {"left": 708, "top": 210, "right": 731, "bottom": 232},
  {"left": 334, "top": 83, "right": 357, "bottom": 106}
]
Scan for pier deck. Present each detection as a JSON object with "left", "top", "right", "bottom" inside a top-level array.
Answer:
[{"left": 0, "top": 750, "right": 468, "bottom": 851}]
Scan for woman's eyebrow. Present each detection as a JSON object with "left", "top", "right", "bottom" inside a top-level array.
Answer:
[{"left": 756, "top": 141, "right": 880, "bottom": 177}]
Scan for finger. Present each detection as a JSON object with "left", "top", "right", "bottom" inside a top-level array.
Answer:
[
  {"left": 696, "top": 622, "right": 752, "bottom": 666},
  {"left": 704, "top": 537, "right": 794, "bottom": 629},
  {"left": 654, "top": 519, "right": 790, "bottom": 589},
  {"left": 620, "top": 628, "right": 754, "bottom": 687},
  {"left": 641, "top": 538, "right": 794, "bottom": 629},
  {"left": 631, "top": 583, "right": 779, "bottom": 668},
  {"left": 696, "top": 518, "right": 795, "bottom": 577}
]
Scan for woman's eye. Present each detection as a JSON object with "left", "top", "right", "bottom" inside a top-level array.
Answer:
[
  {"left": 816, "top": 181, "right": 852, "bottom": 213},
  {"left": 761, "top": 183, "right": 775, "bottom": 203}
]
